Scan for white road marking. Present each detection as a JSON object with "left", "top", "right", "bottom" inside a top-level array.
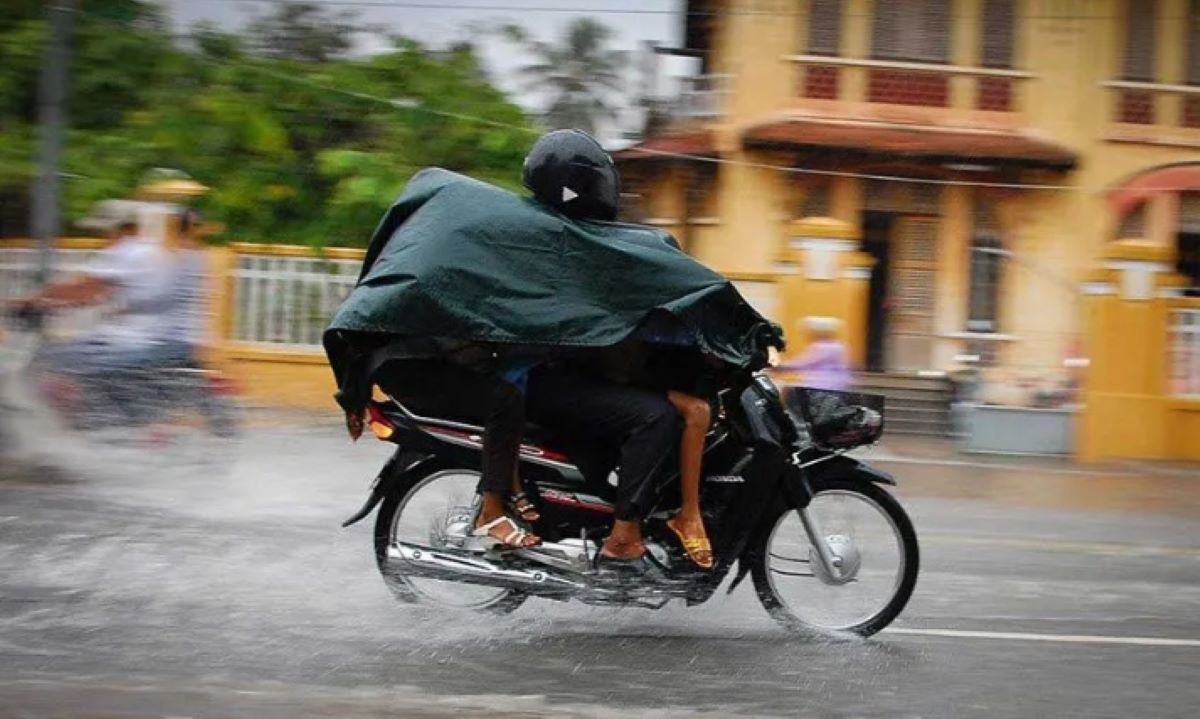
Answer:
[
  {"left": 0, "top": 516, "right": 17, "bottom": 524},
  {"left": 885, "top": 627, "right": 1200, "bottom": 647}
]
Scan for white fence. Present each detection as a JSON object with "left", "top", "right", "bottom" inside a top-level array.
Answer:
[
  {"left": 0, "top": 245, "right": 112, "bottom": 337},
  {"left": 228, "top": 253, "right": 360, "bottom": 349},
  {"left": 0, "top": 245, "right": 109, "bottom": 299},
  {"left": 1169, "top": 307, "right": 1200, "bottom": 397}
]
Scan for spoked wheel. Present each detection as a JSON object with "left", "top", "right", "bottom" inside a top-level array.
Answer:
[
  {"left": 374, "top": 468, "right": 526, "bottom": 614},
  {"left": 751, "top": 480, "right": 919, "bottom": 637}
]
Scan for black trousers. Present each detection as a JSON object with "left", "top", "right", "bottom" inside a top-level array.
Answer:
[
  {"left": 374, "top": 360, "right": 522, "bottom": 496},
  {"left": 526, "top": 365, "right": 681, "bottom": 521}
]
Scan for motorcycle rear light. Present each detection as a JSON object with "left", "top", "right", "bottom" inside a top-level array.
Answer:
[
  {"left": 207, "top": 374, "right": 241, "bottom": 396},
  {"left": 366, "top": 403, "right": 395, "bottom": 440}
]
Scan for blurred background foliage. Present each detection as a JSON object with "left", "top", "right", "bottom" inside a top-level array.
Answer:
[{"left": 0, "top": 0, "right": 539, "bottom": 246}]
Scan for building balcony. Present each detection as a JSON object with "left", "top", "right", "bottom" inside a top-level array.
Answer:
[
  {"left": 670, "top": 73, "right": 732, "bottom": 123},
  {"left": 784, "top": 54, "right": 1034, "bottom": 127},
  {"left": 1102, "top": 81, "right": 1200, "bottom": 149}
]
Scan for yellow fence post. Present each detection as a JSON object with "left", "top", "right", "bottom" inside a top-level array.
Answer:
[
  {"left": 777, "top": 217, "right": 874, "bottom": 367},
  {"left": 1077, "top": 240, "right": 1184, "bottom": 462}
]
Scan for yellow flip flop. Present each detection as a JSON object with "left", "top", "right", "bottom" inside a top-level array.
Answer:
[{"left": 667, "top": 517, "right": 714, "bottom": 570}]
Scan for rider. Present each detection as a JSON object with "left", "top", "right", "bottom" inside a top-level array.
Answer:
[
  {"left": 517, "top": 130, "right": 708, "bottom": 577},
  {"left": 19, "top": 200, "right": 175, "bottom": 382}
]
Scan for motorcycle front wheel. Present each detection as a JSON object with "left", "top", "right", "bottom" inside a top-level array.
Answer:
[
  {"left": 750, "top": 479, "right": 919, "bottom": 637},
  {"left": 374, "top": 467, "right": 526, "bottom": 615}
]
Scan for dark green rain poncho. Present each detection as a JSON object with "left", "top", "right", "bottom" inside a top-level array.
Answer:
[{"left": 324, "top": 168, "right": 782, "bottom": 412}]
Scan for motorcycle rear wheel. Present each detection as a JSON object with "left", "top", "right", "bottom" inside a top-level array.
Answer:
[
  {"left": 374, "top": 467, "right": 527, "bottom": 615},
  {"left": 750, "top": 479, "right": 919, "bottom": 637}
]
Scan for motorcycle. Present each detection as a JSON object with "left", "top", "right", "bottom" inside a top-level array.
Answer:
[
  {"left": 0, "top": 305, "right": 242, "bottom": 468},
  {"left": 343, "top": 370, "right": 919, "bottom": 637}
]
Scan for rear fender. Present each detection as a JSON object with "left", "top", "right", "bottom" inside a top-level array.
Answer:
[{"left": 341, "top": 450, "right": 440, "bottom": 528}]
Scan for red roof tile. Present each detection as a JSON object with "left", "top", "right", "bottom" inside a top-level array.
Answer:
[
  {"left": 743, "top": 119, "right": 1077, "bottom": 170},
  {"left": 613, "top": 130, "right": 718, "bottom": 161}
]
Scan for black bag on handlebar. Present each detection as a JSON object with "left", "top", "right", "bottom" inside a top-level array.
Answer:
[{"left": 794, "top": 388, "right": 885, "bottom": 450}]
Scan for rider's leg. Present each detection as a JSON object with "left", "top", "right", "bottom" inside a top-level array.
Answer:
[
  {"left": 476, "top": 377, "right": 524, "bottom": 526},
  {"left": 526, "top": 366, "right": 681, "bottom": 559},
  {"left": 666, "top": 391, "right": 713, "bottom": 567},
  {"left": 376, "top": 360, "right": 538, "bottom": 547}
]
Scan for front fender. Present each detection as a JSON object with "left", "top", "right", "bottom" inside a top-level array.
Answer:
[
  {"left": 780, "top": 453, "right": 895, "bottom": 513},
  {"left": 803, "top": 453, "right": 895, "bottom": 486}
]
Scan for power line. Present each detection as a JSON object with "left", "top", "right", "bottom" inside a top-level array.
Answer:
[
  {"left": 197, "top": 0, "right": 706, "bottom": 16},
  {"left": 74, "top": 8, "right": 1196, "bottom": 195},
  {"left": 186, "top": 0, "right": 1146, "bottom": 20}
]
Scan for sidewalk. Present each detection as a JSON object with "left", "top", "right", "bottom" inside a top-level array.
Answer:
[{"left": 859, "top": 433, "right": 1200, "bottom": 479}]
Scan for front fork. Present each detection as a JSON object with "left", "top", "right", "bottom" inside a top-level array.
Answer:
[{"left": 782, "top": 454, "right": 846, "bottom": 583}]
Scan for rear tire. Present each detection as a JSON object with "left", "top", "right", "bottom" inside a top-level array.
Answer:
[
  {"left": 750, "top": 479, "right": 919, "bottom": 637},
  {"left": 373, "top": 467, "right": 526, "bottom": 615}
]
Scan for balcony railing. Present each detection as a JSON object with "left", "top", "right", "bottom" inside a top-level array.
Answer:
[
  {"left": 786, "top": 55, "right": 1033, "bottom": 114},
  {"left": 1102, "top": 81, "right": 1200, "bottom": 130},
  {"left": 672, "top": 73, "right": 732, "bottom": 120}
]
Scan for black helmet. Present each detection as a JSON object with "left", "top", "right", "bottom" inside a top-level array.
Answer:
[{"left": 523, "top": 129, "right": 620, "bottom": 222}]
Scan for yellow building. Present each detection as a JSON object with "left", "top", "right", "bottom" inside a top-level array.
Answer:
[{"left": 616, "top": 0, "right": 1200, "bottom": 402}]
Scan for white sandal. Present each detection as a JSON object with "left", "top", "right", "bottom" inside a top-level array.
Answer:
[{"left": 468, "top": 515, "right": 541, "bottom": 551}]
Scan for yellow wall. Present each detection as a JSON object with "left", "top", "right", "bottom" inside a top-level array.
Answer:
[{"left": 620, "top": 0, "right": 1200, "bottom": 459}]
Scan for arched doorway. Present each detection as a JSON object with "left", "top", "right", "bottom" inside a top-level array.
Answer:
[{"left": 1109, "top": 162, "right": 1200, "bottom": 294}]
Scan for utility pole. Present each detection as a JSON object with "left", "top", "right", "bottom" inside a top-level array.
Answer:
[{"left": 31, "top": 0, "right": 77, "bottom": 286}]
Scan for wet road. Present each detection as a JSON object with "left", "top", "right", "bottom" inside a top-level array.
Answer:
[{"left": 1, "top": 425, "right": 1198, "bottom": 718}]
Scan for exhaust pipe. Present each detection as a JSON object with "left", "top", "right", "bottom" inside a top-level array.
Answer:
[{"left": 385, "top": 542, "right": 584, "bottom": 596}]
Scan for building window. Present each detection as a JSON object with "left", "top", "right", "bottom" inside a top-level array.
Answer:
[
  {"left": 1117, "top": 202, "right": 1147, "bottom": 238},
  {"left": 1123, "top": 0, "right": 1157, "bottom": 81},
  {"left": 687, "top": 165, "right": 719, "bottom": 220},
  {"left": 872, "top": 0, "right": 951, "bottom": 64},
  {"left": 1184, "top": 1, "right": 1200, "bottom": 127},
  {"left": 618, "top": 169, "right": 649, "bottom": 224},
  {"left": 1117, "top": 0, "right": 1158, "bottom": 123},
  {"left": 1179, "top": 193, "right": 1200, "bottom": 291},
  {"left": 968, "top": 205, "right": 1003, "bottom": 331},
  {"left": 981, "top": 0, "right": 1015, "bottom": 69},
  {"left": 1188, "top": 0, "right": 1200, "bottom": 84},
  {"left": 807, "top": 0, "right": 842, "bottom": 56},
  {"left": 798, "top": 181, "right": 831, "bottom": 218}
]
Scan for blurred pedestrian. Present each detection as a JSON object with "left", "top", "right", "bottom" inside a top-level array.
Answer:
[{"left": 777, "top": 316, "right": 852, "bottom": 392}]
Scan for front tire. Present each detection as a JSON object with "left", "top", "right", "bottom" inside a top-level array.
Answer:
[
  {"left": 750, "top": 479, "right": 919, "bottom": 637},
  {"left": 373, "top": 467, "right": 526, "bottom": 615}
]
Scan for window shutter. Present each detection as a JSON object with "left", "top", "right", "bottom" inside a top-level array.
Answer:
[
  {"left": 1180, "top": 193, "right": 1200, "bottom": 234},
  {"left": 871, "top": 1, "right": 902, "bottom": 59},
  {"left": 1124, "top": 0, "right": 1157, "bottom": 81},
  {"left": 981, "top": 0, "right": 1015, "bottom": 68},
  {"left": 873, "top": 0, "right": 950, "bottom": 63},
  {"left": 916, "top": 0, "right": 951, "bottom": 63},
  {"left": 808, "top": 0, "right": 842, "bottom": 55},
  {"left": 1188, "top": 0, "right": 1200, "bottom": 85}
]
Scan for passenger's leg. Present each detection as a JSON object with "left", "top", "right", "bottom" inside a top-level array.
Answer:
[{"left": 666, "top": 391, "right": 713, "bottom": 568}]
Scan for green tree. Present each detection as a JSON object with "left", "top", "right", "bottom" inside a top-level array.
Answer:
[
  {"left": 247, "top": 1, "right": 372, "bottom": 63},
  {"left": 502, "top": 19, "right": 627, "bottom": 134},
  {"left": 0, "top": 1, "right": 536, "bottom": 245}
]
